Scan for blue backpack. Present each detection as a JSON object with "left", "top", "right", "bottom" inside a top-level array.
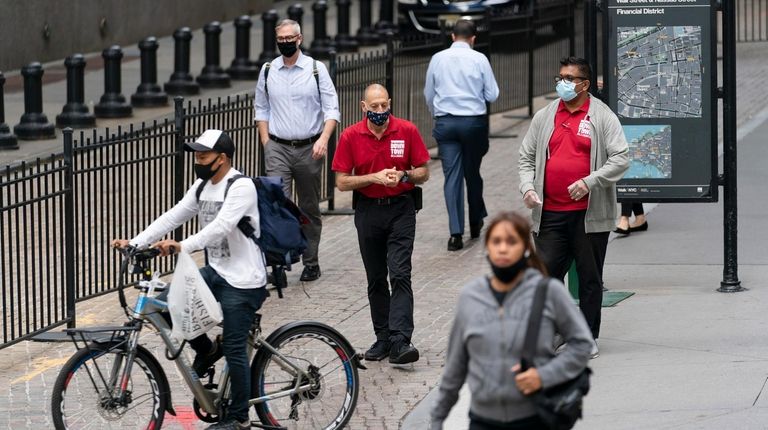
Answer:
[{"left": 195, "top": 174, "right": 309, "bottom": 269}]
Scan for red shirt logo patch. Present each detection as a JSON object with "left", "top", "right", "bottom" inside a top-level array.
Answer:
[
  {"left": 577, "top": 119, "right": 591, "bottom": 138},
  {"left": 390, "top": 140, "right": 405, "bottom": 158}
]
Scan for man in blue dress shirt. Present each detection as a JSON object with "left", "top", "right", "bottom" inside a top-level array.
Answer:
[
  {"left": 424, "top": 19, "right": 499, "bottom": 251},
  {"left": 254, "top": 19, "right": 340, "bottom": 281}
]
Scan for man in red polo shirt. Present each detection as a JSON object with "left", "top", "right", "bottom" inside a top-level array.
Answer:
[
  {"left": 332, "top": 83, "right": 430, "bottom": 365},
  {"left": 518, "top": 57, "right": 629, "bottom": 359}
]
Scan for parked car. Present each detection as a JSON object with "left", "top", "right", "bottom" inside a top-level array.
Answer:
[{"left": 397, "top": 0, "right": 573, "bottom": 36}]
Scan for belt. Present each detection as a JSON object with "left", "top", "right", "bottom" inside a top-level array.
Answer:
[
  {"left": 358, "top": 193, "right": 410, "bottom": 206},
  {"left": 269, "top": 133, "right": 322, "bottom": 147}
]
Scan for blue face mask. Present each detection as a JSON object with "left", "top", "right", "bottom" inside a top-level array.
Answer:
[
  {"left": 556, "top": 79, "right": 579, "bottom": 102},
  {"left": 366, "top": 109, "right": 390, "bottom": 127}
]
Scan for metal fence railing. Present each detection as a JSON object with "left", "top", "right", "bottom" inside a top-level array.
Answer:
[{"left": 0, "top": 154, "right": 74, "bottom": 348}]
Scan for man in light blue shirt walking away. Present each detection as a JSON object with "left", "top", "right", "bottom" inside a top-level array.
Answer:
[
  {"left": 254, "top": 19, "right": 340, "bottom": 281},
  {"left": 424, "top": 19, "right": 499, "bottom": 251}
]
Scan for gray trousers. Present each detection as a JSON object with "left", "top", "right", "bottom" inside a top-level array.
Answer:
[{"left": 264, "top": 140, "right": 323, "bottom": 267}]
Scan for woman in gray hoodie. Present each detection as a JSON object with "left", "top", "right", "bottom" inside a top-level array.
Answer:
[{"left": 430, "top": 211, "right": 593, "bottom": 429}]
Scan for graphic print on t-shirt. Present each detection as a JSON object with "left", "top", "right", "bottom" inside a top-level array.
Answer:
[
  {"left": 198, "top": 200, "right": 230, "bottom": 258},
  {"left": 390, "top": 140, "right": 405, "bottom": 158}
]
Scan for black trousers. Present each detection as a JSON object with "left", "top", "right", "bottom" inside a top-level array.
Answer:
[
  {"left": 354, "top": 195, "right": 416, "bottom": 343},
  {"left": 534, "top": 210, "right": 609, "bottom": 339},
  {"left": 620, "top": 202, "right": 644, "bottom": 217}
]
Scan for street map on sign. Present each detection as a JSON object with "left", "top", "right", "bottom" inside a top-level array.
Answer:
[{"left": 617, "top": 26, "right": 703, "bottom": 118}]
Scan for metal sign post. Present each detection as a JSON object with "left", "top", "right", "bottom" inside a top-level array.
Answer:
[{"left": 718, "top": 0, "right": 743, "bottom": 292}]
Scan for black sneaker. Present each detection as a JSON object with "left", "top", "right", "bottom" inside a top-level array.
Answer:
[
  {"left": 193, "top": 335, "right": 223, "bottom": 378},
  {"left": 300, "top": 265, "right": 321, "bottom": 282},
  {"left": 389, "top": 341, "right": 419, "bottom": 365},
  {"left": 364, "top": 340, "right": 391, "bottom": 361}
]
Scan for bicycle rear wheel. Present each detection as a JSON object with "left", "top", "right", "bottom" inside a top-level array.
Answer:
[
  {"left": 51, "top": 342, "right": 167, "bottom": 430},
  {"left": 252, "top": 324, "right": 359, "bottom": 430}
]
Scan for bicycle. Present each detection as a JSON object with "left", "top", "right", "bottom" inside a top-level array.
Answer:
[{"left": 50, "top": 246, "right": 363, "bottom": 429}]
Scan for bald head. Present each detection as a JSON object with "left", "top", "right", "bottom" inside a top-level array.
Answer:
[{"left": 363, "top": 83, "right": 389, "bottom": 103}]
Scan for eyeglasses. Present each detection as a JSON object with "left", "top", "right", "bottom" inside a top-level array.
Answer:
[
  {"left": 276, "top": 34, "right": 300, "bottom": 43},
  {"left": 554, "top": 75, "right": 587, "bottom": 83}
]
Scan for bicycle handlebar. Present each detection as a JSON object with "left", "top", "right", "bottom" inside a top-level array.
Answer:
[{"left": 116, "top": 245, "right": 167, "bottom": 315}]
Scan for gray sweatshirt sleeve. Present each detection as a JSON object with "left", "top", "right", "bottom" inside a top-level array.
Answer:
[
  {"left": 582, "top": 109, "right": 630, "bottom": 190},
  {"left": 518, "top": 111, "right": 542, "bottom": 195},
  {"left": 429, "top": 302, "right": 469, "bottom": 429},
  {"left": 535, "top": 280, "right": 593, "bottom": 389}
]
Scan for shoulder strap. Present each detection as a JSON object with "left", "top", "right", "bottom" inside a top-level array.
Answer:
[
  {"left": 195, "top": 179, "right": 209, "bottom": 203},
  {"left": 223, "top": 174, "right": 250, "bottom": 200},
  {"left": 313, "top": 60, "right": 320, "bottom": 96},
  {"left": 521, "top": 277, "right": 550, "bottom": 370},
  {"left": 264, "top": 62, "right": 271, "bottom": 98}
]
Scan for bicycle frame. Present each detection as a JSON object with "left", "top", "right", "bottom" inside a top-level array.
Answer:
[{"left": 110, "top": 251, "right": 320, "bottom": 418}]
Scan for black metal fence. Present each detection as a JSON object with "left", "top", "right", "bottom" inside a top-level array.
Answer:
[
  {"left": 736, "top": 0, "right": 768, "bottom": 42},
  {"left": 0, "top": 155, "right": 74, "bottom": 347}
]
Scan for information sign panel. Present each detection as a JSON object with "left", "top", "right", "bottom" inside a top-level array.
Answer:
[{"left": 606, "top": 0, "right": 717, "bottom": 201}]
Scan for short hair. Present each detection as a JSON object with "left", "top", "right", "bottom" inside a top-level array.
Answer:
[
  {"left": 276, "top": 19, "right": 301, "bottom": 35},
  {"left": 452, "top": 19, "right": 476, "bottom": 39},
  {"left": 559, "top": 57, "right": 592, "bottom": 82}
]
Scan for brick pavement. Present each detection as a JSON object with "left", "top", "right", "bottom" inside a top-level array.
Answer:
[{"left": 2, "top": 38, "right": 767, "bottom": 430}]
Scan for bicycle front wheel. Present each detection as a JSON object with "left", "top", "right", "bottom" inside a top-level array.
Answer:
[
  {"left": 51, "top": 342, "right": 167, "bottom": 430},
  {"left": 252, "top": 324, "right": 359, "bottom": 430}
]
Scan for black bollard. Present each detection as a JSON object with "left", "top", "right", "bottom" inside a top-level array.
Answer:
[
  {"left": 56, "top": 54, "right": 96, "bottom": 128},
  {"left": 375, "top": 0, "right": 397, "bottom": 35},
  {"left": 197, "top": 22, "right": 231, "bottom": 88},
  {"left": 164, "top": 27, "right": 200, "bottom": 95},
  {"left": 257, "top": 10, "right": 280, "bottom": 67},
  {"left": 356, "top": 0, "right": 380, "bottom": 46},
  {"left": 309, "top": 1, "right": 334, "bottom": 59},
  {"left": 335, "top": 0, "right": 359, "bottom": 52},
  {"left": 227, "top": 16, "right": 260, "bottom": 80},
  {"left": 131, "top": 37, "right": 168, "bottom": 107},
  {"left": 94, "top": 46, "right": 133, "bottom": 118},
  {"left": 13, "top": 63, "right": 55, "bottom": 140},
  {"left": 287, "top": 3, "right": 304, "bottom": 29},
  {"left": 0, "top": 72, "right": 19, "bottom": 149}
]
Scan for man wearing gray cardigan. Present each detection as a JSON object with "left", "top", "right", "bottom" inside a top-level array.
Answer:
[{"left": 518, "top": 57, "right": 629, "bottom": 356}]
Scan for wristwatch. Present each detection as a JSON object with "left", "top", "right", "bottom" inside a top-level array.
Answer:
[{"left": 400, "top": 170, "right": 410, "bottom": 183}]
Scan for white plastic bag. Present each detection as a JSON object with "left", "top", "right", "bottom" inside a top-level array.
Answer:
[{"left": 167, "top": 251, "right": 223, "bottom": 340}]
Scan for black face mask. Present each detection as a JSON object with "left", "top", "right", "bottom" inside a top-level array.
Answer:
[
  {"left": 194, "top": 156, "right": 220, "bottom": 181},
  {"left": 277, "top": 41, "right": 299, "bottom": 58},
  {"left": 487, "top": 255, "right": 528, "bottom": 283}
]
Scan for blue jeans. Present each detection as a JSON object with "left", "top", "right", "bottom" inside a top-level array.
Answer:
[
  {"left": 200, "top": 266, "right": 267, "bottom": 422},
  {"left": 434, "top": 115, "right": 489, "bottom": 235}
]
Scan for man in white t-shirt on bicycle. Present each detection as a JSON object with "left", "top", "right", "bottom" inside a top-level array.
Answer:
[{"left": 112, "top": 129, "right": 265, "bottom": 430}]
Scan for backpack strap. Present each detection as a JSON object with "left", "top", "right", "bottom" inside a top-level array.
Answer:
[
  {"left": 195, "top": 179, "right": 209, "bottom": 203},
  {"left": 263, "top": 62, "right": 271, "bottom": 98},
  {"left": 520, "top": 277, "right": 550, "bottom": 371},
  {"left": 313, "top": 60, "right": 320, "bottom": 96}
]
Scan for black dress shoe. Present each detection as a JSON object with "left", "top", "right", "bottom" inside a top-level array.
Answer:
[
  {"left": 192, "top": 335, "right": 223, "bottom": 378},
  {"left": 447, "top": 235, "right": 463, "bottom": 251},
  {"left": 613, "top": 226, "right": 630, "bottom": 235},
  {"left": 470, "top": 221, "right": 484, "bottom": 239},
  {"left": 389, "top": 341, "right": 419, "bottom": 364},
  {"left": 629, "top": 222, "right": 648, "bottom": 232},
  {"left": 364, "top": 340, "right": 391, "bottom": 361},
  {"left": 300, "top": 265, "right": 321, "bottom": 282}
]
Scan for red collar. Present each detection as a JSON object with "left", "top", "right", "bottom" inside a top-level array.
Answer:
[{"left": 557, "top": 97, "right": 590, "bottom": 114}]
